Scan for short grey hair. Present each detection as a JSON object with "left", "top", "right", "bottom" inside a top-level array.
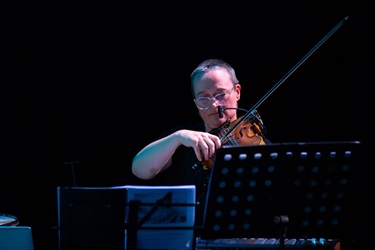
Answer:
[{"left": 190, "top": 59, "right": 239, "bottom": 97}]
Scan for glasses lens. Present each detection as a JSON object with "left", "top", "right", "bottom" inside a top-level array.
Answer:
[{"left": 196, "top": 97, "right": 210, "bottom": 109}]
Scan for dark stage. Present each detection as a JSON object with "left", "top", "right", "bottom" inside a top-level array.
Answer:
[{"left": 1, "top": 1, "right": 373, "bottom": 249}]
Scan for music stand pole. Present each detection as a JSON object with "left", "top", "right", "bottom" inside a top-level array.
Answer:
[
  {"left": 127, "top": 200, "right": 139, "bottom": 250},
  {"left": 274, "top": 215, "right": 289, "bottom": 250}
]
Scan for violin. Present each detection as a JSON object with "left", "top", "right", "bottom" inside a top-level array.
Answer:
[
  {"left": 192, "top": 16, "right": 349, "bottom": 171},
  {"left": 193, "top": 110, "right": 267, "bottom": 170}
]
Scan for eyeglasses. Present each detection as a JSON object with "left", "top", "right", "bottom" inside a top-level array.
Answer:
[{"left": 194, "top": 87, "right": 235, "bottom": 110}]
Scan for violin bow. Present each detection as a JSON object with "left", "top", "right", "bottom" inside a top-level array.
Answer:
[{"left": 220, "top": 16, "right": 350, "bottom": 142}]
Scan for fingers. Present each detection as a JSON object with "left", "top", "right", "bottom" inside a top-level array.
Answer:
[
  {"left": 194, "top": 146, "right": 203, "bottom": 162},
  {"left": 176, "top": 130, "right": 221, "bottom": 162},
  {"left": 195, "top": 133, "right": 221, "bottom": 161}
]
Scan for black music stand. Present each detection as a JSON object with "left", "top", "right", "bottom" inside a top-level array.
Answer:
[
  {"left": 57, "top": 185, "right": 196, "bottom": 250},
  {"left": 57, "top": 186, "right": 127, "bottom": 250},
  {"left": 199, "top": 141, "right": 361, "bottom": 245}
]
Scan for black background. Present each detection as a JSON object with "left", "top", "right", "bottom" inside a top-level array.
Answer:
[{"left": 1, "top": 1, "right": 373, "bottom": 249}]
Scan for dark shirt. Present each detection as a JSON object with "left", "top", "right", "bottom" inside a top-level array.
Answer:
[
  {"left": 147, "top": 123, "right": 208, "bottom": 230},
  {"left": 147, "top": 122, "right": 271, "bottom": 234}
]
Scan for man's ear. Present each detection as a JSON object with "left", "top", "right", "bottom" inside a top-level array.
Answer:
[{"left": 236, "top": 84, "right": 241, "bottom": 100}]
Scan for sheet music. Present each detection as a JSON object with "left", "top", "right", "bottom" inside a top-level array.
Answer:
[{"left": 124, "top": 185, "right": 196, "bottom": 250}]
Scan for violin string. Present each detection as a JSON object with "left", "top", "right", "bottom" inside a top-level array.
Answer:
[{"left": 218, "top": 125, "right": 239, "bottom": 146}]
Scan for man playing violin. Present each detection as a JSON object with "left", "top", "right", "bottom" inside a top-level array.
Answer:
[{"left": 131, "top": 58, "right": 271, "bottom": 230}]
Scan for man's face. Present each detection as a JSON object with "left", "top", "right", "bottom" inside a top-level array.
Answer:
[{"left": 192, "top": 68, "right": 240, "bottom": 132}]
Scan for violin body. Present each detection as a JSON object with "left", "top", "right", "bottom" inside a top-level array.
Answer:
[
  {"left": 196, "top": 110, "right": 267, "bottom": 170},
  {"left": 223, "top": 117, "right": 265, "bottom": 146}
]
